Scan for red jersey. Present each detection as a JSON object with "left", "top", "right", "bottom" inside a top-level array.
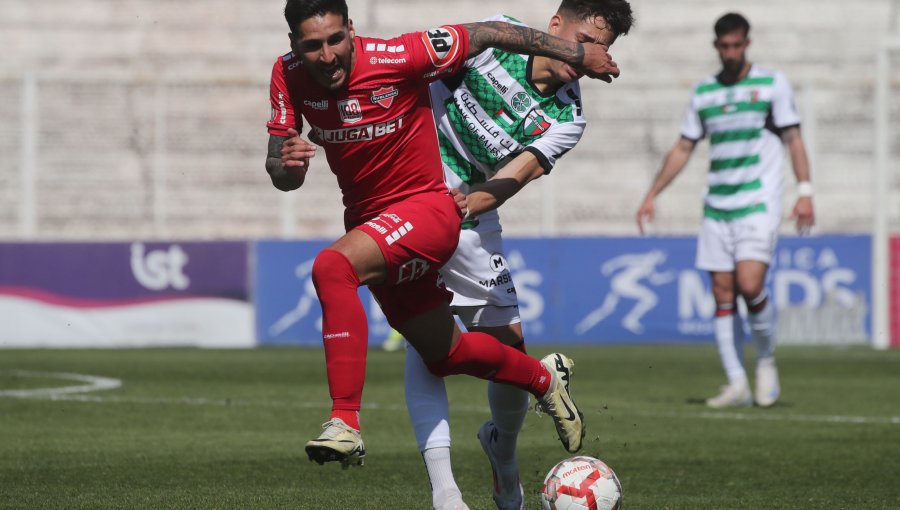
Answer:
[{"left": 267, "top": 26, "right": 470, "bottom": 229}]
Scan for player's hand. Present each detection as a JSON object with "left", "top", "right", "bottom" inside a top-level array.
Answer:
[
  {"left": 449, "top": 188, "right": 468, "bottom": 216},
  {"left": 575, "top": 44, "right": 620, "bottom": 83},
  {"left": 636, "top": 198, "right": 655, "bottom": 235},
  {"left": 791, "top": 197, "right": 815, "bottom": 235},
  {"left": 281, "top": 128, "right": 317, "bottom": 168}
]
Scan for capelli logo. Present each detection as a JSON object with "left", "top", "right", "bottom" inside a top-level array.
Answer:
[{"left": 303, "top": 99, "right": 329, "bottom": 110}]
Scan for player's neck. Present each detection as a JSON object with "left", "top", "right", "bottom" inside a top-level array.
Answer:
[
  {"left": 530, "top": 56, "right": 564, "bottom": 94},
  {"left": 718, "top": 61, "right": 752, "bottom": 85}
]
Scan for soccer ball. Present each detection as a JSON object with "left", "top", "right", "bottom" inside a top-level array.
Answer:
[{"left": 540, "top": 456, "right": 623, "bottom": 510}]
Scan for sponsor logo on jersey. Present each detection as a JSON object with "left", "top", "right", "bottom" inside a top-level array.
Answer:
[
  {"left": 398, "top": 257, "right": 430, "bottom": 283},
  {"left": 421, "top": 26, "right": 461, "bottom": 68},
  {"left": 751, "top": 90, "right": 760, "bottom": 103},
  {"left": 370, "top": 86, "right": 398, "bottom": 109},
  {"left": 489, "top": 253, "right": 508, "bottom": 273},
  {"left": 303, "top": 99, "right": 329, "bottom": 111},
  {"left": 287, "top": 60, "right": 301, "bottom": 71},
  {"left": 486, "top": 72, "right": 509, "bottom": 95},
  {"left": 511, "top": 92, "right": 532, "bottom": 114},
  {"left": 523, "top": 109, "right": 551, "bottom": 136},
  {"left": 364, "top": 43, "right": 406, "bottom": 53},
  {"left": 311, "top": 116, "right": 406, "bottom": 144},
  {"left": 273, "top": 92, "right": 287, "bottom": 124},
  {"left": 338, "top": 98, "right": 363, "bottom": 124},
  {"left": 369, "top": 56, "right": 407, "bottom": 65}
]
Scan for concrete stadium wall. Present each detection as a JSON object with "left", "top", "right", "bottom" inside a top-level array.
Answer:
[{"left": 0, "top": 0, "right": 897, "bottom": 239}]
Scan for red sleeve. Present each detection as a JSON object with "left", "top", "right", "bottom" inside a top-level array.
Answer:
[
  {"left": 403, "top": 24, "right": 470, "bottom": 83},
  {"left": 267, "top": 55, "right": 301, "bottom": 136}
]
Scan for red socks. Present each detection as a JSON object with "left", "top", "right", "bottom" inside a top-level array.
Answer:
[
  {"left": 312, "top": 249, "right": 367, "bottom": 431},
  {"left": 425, "top": 332, "right": 551, "bottom": 397}
]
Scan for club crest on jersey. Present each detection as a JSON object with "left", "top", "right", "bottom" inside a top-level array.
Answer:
[
  {"left": 370, "top": 86, "right": 399, "bottom": 109},
  {"left": 421, "top": 26, "right": 460, "bottom": 68},
  {"left": 338, "top": 98, "right": 363, "bottom": 124},
  {"left": 523, "top": 108, "right": 551, "bottom": 136}
]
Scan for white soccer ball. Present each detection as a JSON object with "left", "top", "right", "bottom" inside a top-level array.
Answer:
[{"left": 540, "top": 456, "right": 623, "bottom": 510}]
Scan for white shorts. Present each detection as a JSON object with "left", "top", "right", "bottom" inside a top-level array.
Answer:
[
  {"left": 451, "top": 304, "right": 521, "bottom": 329},
  {"left": 441, "top": 226, "right": 519, "bottom": 308},
  {"left": 695, "top": 212, "right": 779, "bottom": 272}
]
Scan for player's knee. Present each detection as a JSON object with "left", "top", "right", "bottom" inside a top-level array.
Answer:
[
  {"left": 737, "top": 279, "right": 764, "bottom": 301},
  {"left": 311, "top": 249, "right": 359, "bottom": 290}
]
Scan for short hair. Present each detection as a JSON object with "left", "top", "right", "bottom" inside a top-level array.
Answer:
[
  {"left": 284, "top": 0, "right": 348, "bottom": 32},
  {"left": 557, "top": 0, "right": 635, "bottom": 37},
  {"left": 714, "top": 12, "right": 750, "bottom": 38}
]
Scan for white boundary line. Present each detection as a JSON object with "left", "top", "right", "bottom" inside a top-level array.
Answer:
[
  {"left": 3, "top": 387, "right": 896, "bottom": 427},
  {"left": 0, "top": 370, "right": 122, "bottom": 398}
]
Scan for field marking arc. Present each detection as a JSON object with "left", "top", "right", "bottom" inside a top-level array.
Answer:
[{"left": 0, "top": 369, "right": 122, "bottom": 398}]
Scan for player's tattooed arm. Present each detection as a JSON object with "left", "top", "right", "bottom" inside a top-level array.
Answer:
[
  {"left": 266, "top": 133, "right": 310, "bottom": 191},
  {"left": 461, "top": 21, "right": 619, "bottom": 82}
]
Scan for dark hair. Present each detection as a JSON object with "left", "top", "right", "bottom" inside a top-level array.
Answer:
[
  {"left": 284, "top": 0, "right": 348, "bottom": 32},
  {"left": 557, "top": 0, "right": 635, "bottom": 37},
  {"left": 714, "top": 12, "right": 750, "bottom": 38}
]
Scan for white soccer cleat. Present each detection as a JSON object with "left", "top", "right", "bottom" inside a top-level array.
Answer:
[
  {"left": 536, "top": 353, "right": 585, "bottom": 453},
  {"left": 705, "top": 380, "right": 753, "bottom": 408},
  {"left": 304, "top": 418, "right": 366, "bottom": 469},
  {"left": 434, "top": 497, "right": 470, "bottom": 510},
  {"left": 755, "top": 357, "right": 781, "bottom": 407},
  {"left": 478, "top": 421, "right": 524, "bottom": 510}
]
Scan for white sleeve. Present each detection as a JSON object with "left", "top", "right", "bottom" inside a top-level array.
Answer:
[
  {"left": 523, "top": 85, "right": 585, "bottom": 174},
  {"left": 679, "top": 90, "right": 704, "bottom": 141},
  {"left": 771, "top": 72, "right": 801, "bottom": 128}
]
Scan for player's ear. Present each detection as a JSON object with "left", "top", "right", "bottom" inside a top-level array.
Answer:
[
  {"left": 347, "top": 18, "right": 355, "bottom": 38},
  {"left": 548, "top": 14, "right": 563, "bottom": 35}
]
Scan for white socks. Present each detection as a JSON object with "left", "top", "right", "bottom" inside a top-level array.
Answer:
[
  {"left": 405, "top": 346, "right": 451, "bottom": 451},
  {"left": 748, "top": 292, "right": 775, "bottom": 360},
  {"left": 714, "top": 307, "right": 748, "bottom": 386},
  {"left": 423, "top": 447, "right": 462, "bottom": 508},
  {"left": 487, "top": 380, "right": 528, "bottom": 461}
]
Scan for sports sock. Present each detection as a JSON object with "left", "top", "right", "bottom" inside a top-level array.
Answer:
[
  {"left": 714, "top": 303, "right": 747, "bottom": 386},
  {"left": 423, "top": 447, "right": 462, "bottom": 508},
  {"left": 747, "top": 292, "right": 775, "bottom": 360},
  {"left": 487, "top": 340, "right": 529, "bottom": 462},
  {"left": 311, "top": 249, "right": 367, "bottom": 431},
  {"left": 405, "top": 345, "right": 451, "bottom": 451},
  {"left": 425, "top": 332, "right": 551, "bottom": 397}
]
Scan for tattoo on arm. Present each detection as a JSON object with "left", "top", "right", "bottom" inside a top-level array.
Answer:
[{"left": 462, "top": 21, "right": 584, "bottom": 67}]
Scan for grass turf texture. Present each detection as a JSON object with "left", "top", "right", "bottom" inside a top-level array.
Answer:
[{"left": 1, "top": 346, "right": 898, "bottom": 509}]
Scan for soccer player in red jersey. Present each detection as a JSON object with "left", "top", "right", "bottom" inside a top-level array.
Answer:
[{"left": 265, "top": 0, "right": 621, "bottom": 472}]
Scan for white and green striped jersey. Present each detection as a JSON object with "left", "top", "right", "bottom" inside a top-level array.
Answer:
[
  {"left": 430, "top": 14, "right": 586, "bottom": 231},
  {"left": 681, "top": 65, "right": 800, "bottom": 221}
]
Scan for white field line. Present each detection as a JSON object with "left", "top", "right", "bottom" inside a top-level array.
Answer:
[
  {"left": 0, "top": 373, "right": 896, "bottom": 427},
  {"left": 0, "top": 369, "right": 122, "bottom": 397}
]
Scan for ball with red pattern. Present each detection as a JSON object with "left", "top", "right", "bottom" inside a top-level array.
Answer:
[{"left": 540, "top": 456, "right": 623, "bottom": 510}]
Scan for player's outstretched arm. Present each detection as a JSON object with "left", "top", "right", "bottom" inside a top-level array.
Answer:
[
  {"left": 266, "top": 128, "right": 315, "bottom": 191},
  {"left": 466, "top": 151, "right": 545, "bottom": 217},
  {"left": 782, "top": 126, "right": 815, "bottom": 233},
  {"left": 461, "top": 21, "right": 619, "bottom": 82},
  {"left": 636, "top": 136, "right": 697, "bottom": 234}
]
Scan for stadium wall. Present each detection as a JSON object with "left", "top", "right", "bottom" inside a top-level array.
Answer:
[{"left": 1, "top": 236, "right": 889, "bottom": 348}]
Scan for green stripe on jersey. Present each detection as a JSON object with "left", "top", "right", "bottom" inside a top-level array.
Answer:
[
  {"left": 491, "top": 50, "right": 575, "bottom": 124},
  {"left": 710, "top": 154, "right": 760, "bottom": 172},
  {"left": 444, "top": 96, "right": 501, "bottom": 168},
  {"left": 437, "top": 129, "right": 485, "bottom": 185},
  {"left": 704, "top": 203, "right": 767, "bottom": 220},
  {"left": 708, "top": 178, "right": 762, "bottom": 195},
  {"left": 699, "top": 101, "right": 771, "bottom": 121},
  {"left": 695, "top": 76, "right": 775, "bottom": 95},
  {"left": 710, "top": 128, "right": 762, "bottom": 145}
]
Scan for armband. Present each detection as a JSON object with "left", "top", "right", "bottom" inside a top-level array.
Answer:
[{"left": 796, "top": 181, "right": 813, "bottom": 198}]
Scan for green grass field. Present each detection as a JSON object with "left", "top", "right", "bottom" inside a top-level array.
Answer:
[{"left": 1, "top": 345, "right": 898, "bottom": 509}]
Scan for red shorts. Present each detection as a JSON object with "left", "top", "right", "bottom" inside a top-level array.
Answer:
[{"left": 355, "top": 191, "right": 462, "bottom": 326}]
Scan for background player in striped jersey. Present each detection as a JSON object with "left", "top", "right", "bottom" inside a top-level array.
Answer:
[
  {"left": 636, "top": 12, "right": 815, "bottom": 409},
  {"left": 400, "top": 2, "right": 633, "bottom": 509},
  {"left": 266, "top": 0, "right": 625, "bottom": 488}
]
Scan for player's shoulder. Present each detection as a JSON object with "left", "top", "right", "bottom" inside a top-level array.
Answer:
[
  {"left": 357, "top": 35, "right": 413, "bottom": 70},
  {"left": 480, "top": 13, "right": 528, "bottom": 27},
  {"left": 273, "top": 51, "right": 304, "bottom": 75},
  {"left": 749, "top": 64, "right": 790, "bottom": 86},
  {"left": 691, "top": 74, "right": 719, "bottom": 95}
]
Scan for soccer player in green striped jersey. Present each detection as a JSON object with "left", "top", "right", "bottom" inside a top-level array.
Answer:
[
  {"left": 636, "top": 13, "right": 815, "bottom": 410},
  {"left": 402, "top": 2, "right": 633, "bottom": 509}
]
